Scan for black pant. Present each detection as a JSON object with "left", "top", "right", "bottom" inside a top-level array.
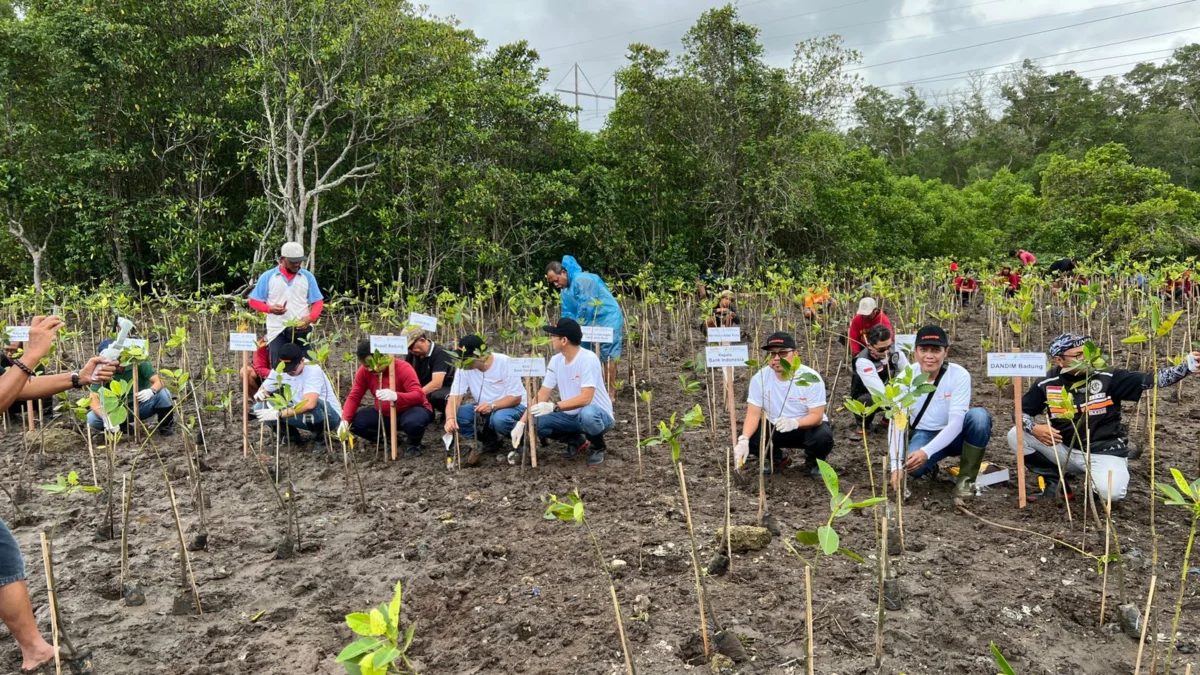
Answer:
[
  {"left": 268, "top": 327, "right": 313, "bottom": 368},
  {"left": 426, "top": 386, "right": 451, "bottom": 416},
  {"left": 349, "top": 406, "right": 433, "bottom": 447},
  {"left": 957, "top": 291, "right": 973, "bottom": 306},
  {"left": 747, "top": 421, "right": 834, "bottom": 465}
]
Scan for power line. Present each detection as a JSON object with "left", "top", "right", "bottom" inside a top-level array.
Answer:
[
  {"left": 539, "top": 0, "right": 777, "bottom": 53},
  {"left": 849, "top": 0, "right": 1196, "bottom": 71},
  {"left": 883, "top": 47, "right": 1183, "bottom": 88}
]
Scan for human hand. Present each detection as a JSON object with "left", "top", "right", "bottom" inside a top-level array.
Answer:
[
  {"left": 135, "top": 388, "right": 154, "bottom": 403},
  {"left": 375, "top": 388, "right": 398, "bottom": 402},
  {"left": 254, "top": 387, "right": 270, "bottom": 402},
  {"left": 24, "top": 315, "right": 64, "bottom": 362},
  {"left": 103, "top": 419, "right": 121, "bottom": 435},
  {"left": 903, "top": 449, "right": 928, "bottom": 473},
  {"left": 255, "top": 407, "right": 280, "bottom": 423},
  {"left": 477, "top": 402, "right": 495, "bottom": 415},
  {"left": 734, "top": 436, "right": 749, "bottom": 468},
  {"left": 81, "top": 356, "right": 116, "bottom": 385},
  {"left": 337, "top": 420, "right": 350, "bottom": 436},
  {"left": 530, "top": 401, "right": 555, "bottom": 417},
  {"left": 1032, "top": 423, "right": 1062, "bottom": 447},
  {"left": 295, "top": 317, "right": 312, "bottom": 330},
  {"left": 773, "top": 416, "right": 800, "bottom": 433},
  {"left": 1188, "top": 351, "right": 1200, "bottom": 373},
  {"left": 511, "top": 421, "right": 526, "bottom": 448},
  {"left": 268, "top": 303, "right": 288, "bottom": 315},
  {"left": 444, "top": 416, "right": 458, "bottom": 434}
]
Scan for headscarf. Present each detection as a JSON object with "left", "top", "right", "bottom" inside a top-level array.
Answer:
[{"left": 1049, "top": 333, "right": 1090, "bottom": 358}]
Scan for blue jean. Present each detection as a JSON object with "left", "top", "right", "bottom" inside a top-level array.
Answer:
[
  {"left": 87, "top": 388, "right": 175, "bottom": 431},
  {"left": 907, "top": 407, "right": 993, "bottom": 478},
  {"left": 254, "top": 400, "right": 341, "bottom": 437},
  {"left": 0, "top": 518, "right": 25, "bottom": 587},
  {"left": 457, "top": 404, "right": 526, "bottom": 440},
  {"left": 535, "top": 405, "right": 614, "bottom": 440}
]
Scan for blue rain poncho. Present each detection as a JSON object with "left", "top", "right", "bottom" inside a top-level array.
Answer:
[{"left": 559, "top": 256, "right": 624, "bottom": 345}]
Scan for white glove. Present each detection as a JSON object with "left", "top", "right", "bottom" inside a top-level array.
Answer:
[
  {"left": 103, "top": 419, "right": 121, "bottom": 435},
  {"left": 255, "top": 407, "right": 280, "bottom": 423},
  {"left": 135, "top": 388, "right": 154, "bottom": 403},
  {"left": 337, "top": 420, "right": 350, "bottom": 436},
  {"left": 773, "top": 416, "right": 800, "bottom": 433},
  {"left": 254, "top": 388, "right": 270, "bottom": 402},
  {"left": 734, "top": 436, "right": 749, "bottom": 468},
  {"left": 375, "top": 388, "right": 398, "bottom": 402},
  {"left": 511, "top": 421, "right": 526, "bottom": 448},
  {"left": 530, "top": 402, "right": 555, "bottom": 418},
  {"left": 1188, "top": 353, "right": 1199, "bottom": 373}
]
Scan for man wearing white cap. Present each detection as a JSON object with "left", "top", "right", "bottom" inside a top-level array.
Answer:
[
  {"left": 847, "top": 297, "right": 891, "bottom": 356},
  {"left": 248, "top": 242, "right": 325, "bottom": 367}
]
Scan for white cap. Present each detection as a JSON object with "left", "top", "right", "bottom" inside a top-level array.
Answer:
[
  {"left": 856, "top": 297, "right": 878, "bottom": 316},
  {"left": 280, "top": 242, "right": 305, "bottom": 260}
]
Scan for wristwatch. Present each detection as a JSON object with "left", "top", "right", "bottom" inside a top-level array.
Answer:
[
  {"left": 553, "top": 402, "right": 561, "bottom": 413},
  {"left": 71, "top": 371, "right": 81, "bottom": 389}
]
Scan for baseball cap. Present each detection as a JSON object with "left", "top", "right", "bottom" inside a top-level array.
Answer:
[
  {"left": 278, "top": 342, "right": 306, "bottom": 374},
  {"left": 950, "top": 262, "right": 959, "bottom": 272},
  {"left": 760, "top": 332, "right": 797, "bottom": 351},
  {"left": 914, "top": 325, "right": 949, "bottom": 347},
  {"left": 543, "top": 318, "right": 583, "bottom": 344},
  {"left": 856, "top": 297, "right": 878, "bottom": 316},
  {"left": 457, "top": 334, "right": 488, "bottom": 360},
  {"left": 404, "top": 327, "right": 427, "bottom": 347},
  {"left": 280, "top": 242, "right": 305, "bottom": 261}
]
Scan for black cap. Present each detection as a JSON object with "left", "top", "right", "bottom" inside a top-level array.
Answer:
[
  {"left": 760, "top": 332, "right": 797, "bottom": 351},
  {"left": 914, "top": 325, "right": 949, "bottom": 347},
  {"left": 278, "top": 342, "right": 306, "bottom": 374},
  {"left": 543, "top": 318, "right": 583, "bottom": 345},
  {"left": 458, "top": 334, "right": 487, "bottom": 359}
]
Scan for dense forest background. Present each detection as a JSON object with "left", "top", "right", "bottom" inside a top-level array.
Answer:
[{"left": 2, "top": 0, "right": 1199, "bottom": 295}]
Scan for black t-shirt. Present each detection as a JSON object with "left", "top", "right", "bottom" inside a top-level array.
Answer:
[
  {"left": 406, "top": 342, "right": 455, "bottom": 390},
  {"left": 1022, "top": 367, "right": 1149, "bottom": 454},
  {"left": 1049, "top": 258, "right": 1077, "bottom": 275}
]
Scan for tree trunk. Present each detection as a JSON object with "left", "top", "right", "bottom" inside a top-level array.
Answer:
[{"left": 30, "top": 251, "right": 42, "bottom": 295}]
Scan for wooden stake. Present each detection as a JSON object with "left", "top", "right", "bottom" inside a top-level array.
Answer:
[
  {"left": 1100, "top": 471, "right": 1113, "bottom": 627},
  {"left": 38, "top": 532, "right": 62, "bottom": 675},
  {"left": 1014, "top": 347, "right": 1027, "bottom": 509},
  {"left": 1134, "top": 575, "right": 1157, "bottom": 675},
  {"left": 389, "top": 359, "right": 398, "bottom": 461},
  {"left": 131, "top": 365, "right": 140, "bottom": 443},
  {"left": 805, "top": 565, "right": 815, "bottom": 675},
  {"left": 25, "top": 400, "right": 33, "bottom": 432},
  {"left": 242, "top": 351, "right": 249, "bottom": 457},
  {"left": 86, "top": 428, "right": 98, "bottom": 488},
  {"left": 676, "top": 462, "right": 709, "bottom": 660}
]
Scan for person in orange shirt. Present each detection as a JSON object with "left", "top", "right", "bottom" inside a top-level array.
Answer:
[{"left": 803, "top": 287, "right": 832, "bottom": 320}]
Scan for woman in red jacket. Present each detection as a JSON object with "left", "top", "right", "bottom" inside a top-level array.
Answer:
[
  {"left": 998, "top": 265, "right": 1021, "bottom": 298},
  {"left": 339, "top": 339, "right": 433, "bottom": 458}
]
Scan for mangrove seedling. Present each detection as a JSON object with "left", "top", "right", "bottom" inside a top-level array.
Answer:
[
  {"left": 336, "top": 581, "right": 417, "bottom": 675},
  {"left": 1155, "top": 468, "right": 1200, "bottom": 674}
]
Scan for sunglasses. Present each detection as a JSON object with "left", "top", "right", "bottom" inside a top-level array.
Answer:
[{"left": 766, "top": 350, "right": 794, "bottom": 359}]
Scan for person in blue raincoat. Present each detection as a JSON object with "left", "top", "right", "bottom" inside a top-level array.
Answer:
[{"left": 546, "top": 256, "right": 624, "bottom": 396}]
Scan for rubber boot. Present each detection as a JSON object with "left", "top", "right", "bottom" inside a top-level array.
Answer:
[{"left": 951, "top": 442, "right": 986, "bottom": 506}]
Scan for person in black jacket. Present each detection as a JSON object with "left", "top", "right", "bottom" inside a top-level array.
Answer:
[
  {"left": 1007, "top": 333, "right": 1200, "bottom": 502},
  {"left": 405, "top": 328, "right": 455, "bottom": 417}
]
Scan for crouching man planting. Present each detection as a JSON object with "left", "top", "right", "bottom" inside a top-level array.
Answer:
[
  {"left": 889, "top": 326, "right": 994, "bottom": 505},
  {"left": 87, "top": 338, "right": 175, "bottom": 436},
  {"left": 445, "top": 335, "right": 527, "bottom": 467},
  {"left": 531, "top": 319, "right": 615, "bottom": 468},
  {"left": 1007, "top": 333, "right": 1200, "bottom": 503},
  {"left": 253, "top": 343, "right": 342, "bottom": 444}
]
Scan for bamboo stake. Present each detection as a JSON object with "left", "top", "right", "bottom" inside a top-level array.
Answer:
[
  {"left": 38, "top": 532, "right": 62, "bottom": 675},
  {"left": 676, "top": 462, "right": 709, "bottom": 660},
  {"left": 805, "top": 565, "right": 815, "bottom": 675},
  {"left": 1100, "top": 471, "right": 1114, "bottom": 627},
  {"left": 389, "top": 359, "right": 398, "bottom": 461},
  {"left": 1134, "top": 575, "right": 1158, "bottom": 675},
  {"left": 1014, "top": 347, "right": 1027, "bottom": 509},
  {"left": 132, "top": 365, "right": 140, "bottom": 443},
  {"left": 242, "top": 350, "right": 249, "bottom": 457}
]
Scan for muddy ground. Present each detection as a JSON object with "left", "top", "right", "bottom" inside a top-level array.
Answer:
[{"left": 2, "top": 309, "right": 1199, "bottom": 675}]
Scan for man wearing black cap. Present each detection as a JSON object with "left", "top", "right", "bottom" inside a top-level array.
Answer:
[
  {"left": 735, "top": 332, "right": 834, "bottom": 476},
  {"left": 530, "top": 319, "right": 615, "bottom": 467},
  {"left": 890, "top": 325, "right": 992, "bottom": 505},
  {"left": 445, "top": 335, "right": 528, "bottom": 466},
  {"left": 253, "top": 342, "right": 342, "bottom": 442},
  {"left": 87, "top": 338, "right": 176, "bottom": 435},
  {"left": 405, "top": 328, "right": 455, "bottom": 417},
  {"left": 1008, "top": 333, "right": 1200, "bottom": 502}
]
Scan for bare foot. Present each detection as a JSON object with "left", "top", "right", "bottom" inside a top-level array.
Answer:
[{"left": 21, "top": 641, "right": 55, "bottom": 672}]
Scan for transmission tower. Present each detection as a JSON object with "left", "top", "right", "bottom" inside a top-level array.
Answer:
[{"left": 554, "top": 63, "right": 618, "bottom": 125}]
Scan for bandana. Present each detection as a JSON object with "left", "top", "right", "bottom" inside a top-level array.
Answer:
[{"left": 1049, "top": 333, "right": 1090, "bottom": 358}]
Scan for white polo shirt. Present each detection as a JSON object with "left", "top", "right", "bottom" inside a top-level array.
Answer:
[
  {"left": 449, "top": 353, "right": 528, "bottom": 406},
  {"left": 544, "top": 348, "right": 613, "bottom": 418}
]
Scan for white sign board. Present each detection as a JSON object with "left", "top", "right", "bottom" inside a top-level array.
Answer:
[
  {"left": 407, "top": 312, "right": 439, "bottom": 332},
  {"left": 987, "top": 352, "right": 1048, "bottom": 378},
  {"left": 510, "top": 357, "right": 547, "bottom": 377},
  {"left": 127, "top": 338, "right": 148, "bottom": 351},
  {"left": 229, "top": 332, "right": 258, "bottom": 352},
  {"left": 580, "top": 326, "right": 614, "bottom": 344},
  {"left": 5, "top": 326, "right": 29, "bottom": 342},
  {"left": 706, "top": 327, "right": 741, "bottom": 343},
  {"left": 370, "top": 335, "right": 408, "bottom": 355},
  {"left": 706, "top": 345, "right": 750, "bottom": 368},
  {"left": 895, "top": 334, "right": 916, "bottom": 349}
]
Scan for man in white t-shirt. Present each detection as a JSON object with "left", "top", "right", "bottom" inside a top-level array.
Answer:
[
  {"left": 253, "top": 342, "right": 342, "bottom": 443},
  {"left": 445, "top": 335, "right": 528, "bottom": 467},
  {"left": 734, "top": 332, "right": 834, "bottom": 477},
  {"left": 530, "top": 319, "right": 615, "bottom": 468},
  {"left": 889, "top": 325, "right": 993, "bottom": 505}
]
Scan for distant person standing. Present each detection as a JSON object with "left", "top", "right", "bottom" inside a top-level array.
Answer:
[
  {"left": 248, "top": 242, "right": 324, "bottom": 367},
  {"left": 847, "top": 297, "right": 891, "bottom": 356},
  {"left": 546, "top": 256, "right": 624, "bottom": 397},
  {"left": 1010, "top": 249, "right": 1037, "bottom": 267}
]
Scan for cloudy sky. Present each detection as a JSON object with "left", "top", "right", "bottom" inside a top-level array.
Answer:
[{"left": 423, "top": 0, "right": 1200, "bottom": 131}]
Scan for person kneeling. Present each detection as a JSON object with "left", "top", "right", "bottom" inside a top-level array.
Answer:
[
  {"left": 734, "top": 332, "right": 834, "bottom": 477},
  {"left": 87, "top": 338, "right": 175, "bottom": 436},
  {"left": 531, "top": 319, "right": 615, "bottom": 468},
  {"left": 1008, "top": 333, "right": 1200, "bottom": 503},
  {"left": 339, "top": 340, "right": 432, "bottom": 458},
  {"left": 890, "top": 326, "right": 993, "bottom": 505},
  {"left": 445, "top": 335, "right": 527, "bottom": 467},
  {"left": 254, "top": 343, "right": 342, "bottom": 444}
]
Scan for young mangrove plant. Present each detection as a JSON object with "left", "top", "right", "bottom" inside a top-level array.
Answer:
[
  {"left": 1155, "top": 468, "right": 1200, "bottom": 675},
  {"left": 335, "top": 581, "right": 418, "bottom": 675}
]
